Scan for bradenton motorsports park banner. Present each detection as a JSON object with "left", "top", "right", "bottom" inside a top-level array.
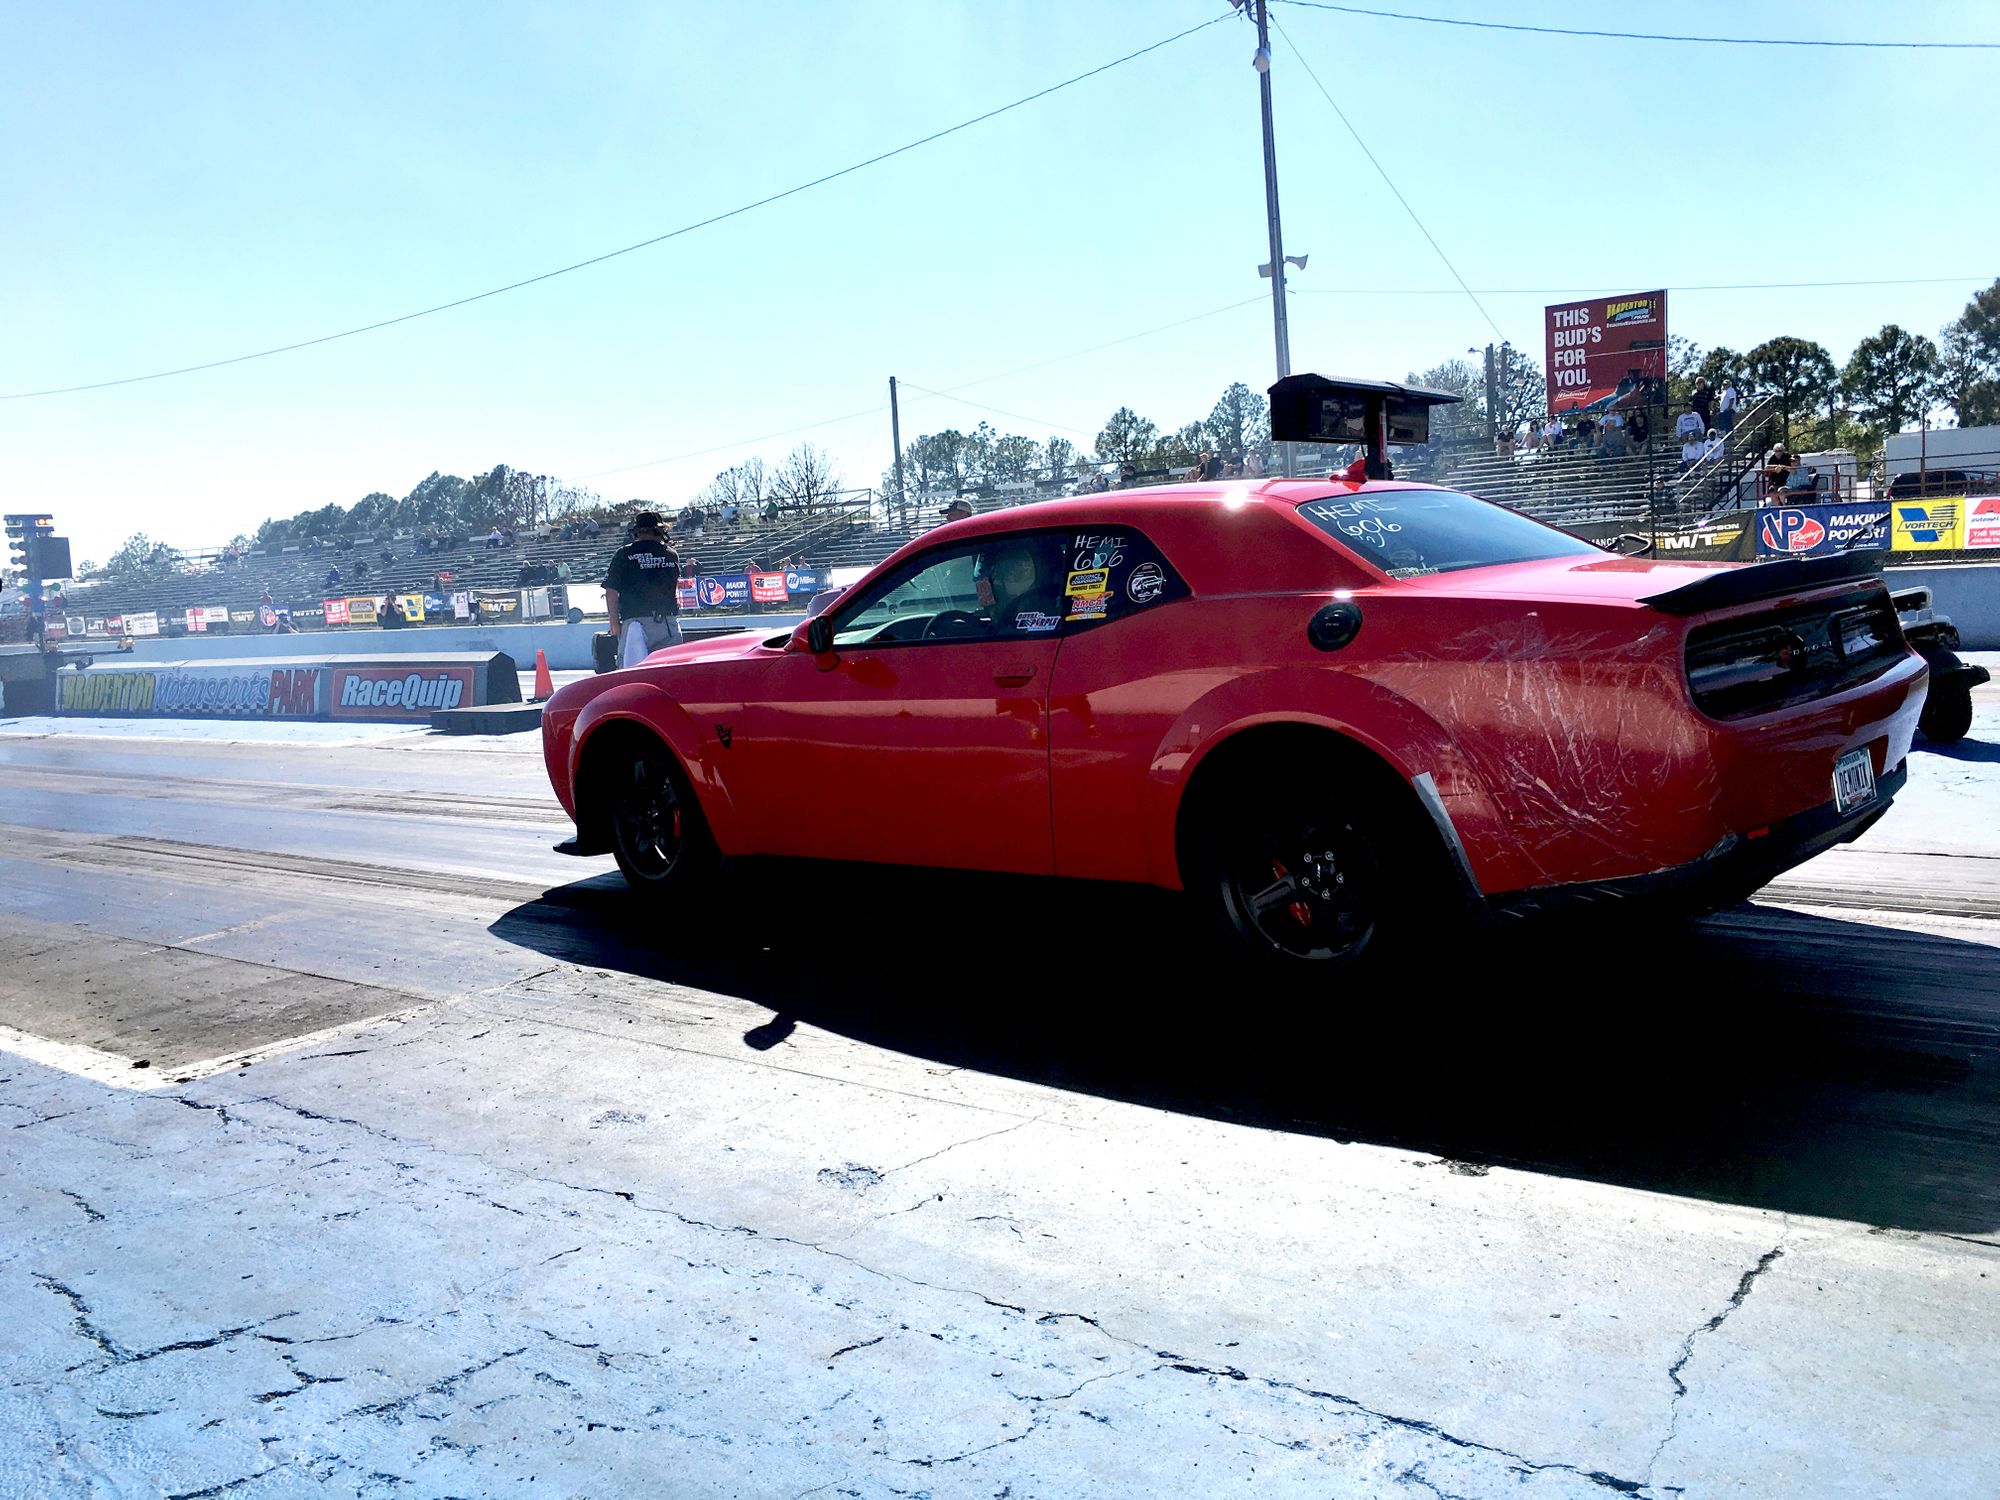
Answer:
[{"left": 1545, "top": 290, "right": 1668, "bottom": 416}]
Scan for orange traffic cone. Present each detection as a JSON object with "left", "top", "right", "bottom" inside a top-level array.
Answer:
[{"left": 531, "top": 648, "right": 554, "bottom": 702}]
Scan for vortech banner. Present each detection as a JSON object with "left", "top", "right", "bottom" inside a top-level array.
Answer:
[
  {"left": 1755, "top": 504, "right": 1891, "bottom": 558},
  {"left": 1545, "top": 289, "right": 1669, "bottom": 415},
  {"left": 1890, "top": 499, "right": 1967, "bottom": 552}
]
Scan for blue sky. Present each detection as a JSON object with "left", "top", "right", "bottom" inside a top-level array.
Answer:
[{"left": 3, "top": 0, "right": 1994, "bottom": 565}]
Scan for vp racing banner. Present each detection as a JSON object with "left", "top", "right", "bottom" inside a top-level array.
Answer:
[{"left": 1755, "top": 504, "right": 1891, "bottom": 558}]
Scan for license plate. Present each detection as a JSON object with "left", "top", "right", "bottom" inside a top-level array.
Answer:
[{"left": 1832, "top": 747, "right": 1876, "bottom": 814}]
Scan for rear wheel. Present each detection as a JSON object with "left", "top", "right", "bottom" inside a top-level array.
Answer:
[
  {"left": 1192, "top": 772, "right": 1425, "bottom": 971},
  {"left": 1918, "top": 682, "right": 1974, "bottom": 745},
  {"left": 607, "top": 742, "right": 717, "bottom": 893}
]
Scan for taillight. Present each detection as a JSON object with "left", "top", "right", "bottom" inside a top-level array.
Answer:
[{"left": 1686, "top": 627, "right": 1806, "bottom": 714}]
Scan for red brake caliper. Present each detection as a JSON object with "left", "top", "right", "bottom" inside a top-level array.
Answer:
[{"left": 1273, "top": 859, "right": 1313, "bottom": 929}]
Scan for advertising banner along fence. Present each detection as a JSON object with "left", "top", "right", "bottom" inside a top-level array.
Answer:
[
  {"left": 1545, "top": 290, "right": 1669, "bottom": 415},
  {"left": 1968, "top": 496, "right": 2000, "bottom": 550},
  {"left": 1755, "top": 504, "right": 1892, "bottom": 558},
  {"left": 53, "top": 652, "right": 519, "bottom": 721},
  {"left": 1891, "top": 499, "right": 1967, "bottom": 552}
]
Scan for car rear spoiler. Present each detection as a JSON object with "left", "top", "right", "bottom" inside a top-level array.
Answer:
[{"left": 1637, "top": 549, "right": 1886, "bottom": 617}]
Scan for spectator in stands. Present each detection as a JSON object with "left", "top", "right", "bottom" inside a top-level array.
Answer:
[
  {"left": 943, "top": 498, "right": 974, "bottom": 524},
  {"left": 720, "top": 501, "right": 741, "bottom": 528},
  {"left": 351, "top": 558, "right": 370, "bottom": 582},
  {"left": 604, "top": 511, "right": 688, "bottom": 668},
  {"left": 1598, "top": 412, "right": 1627, "bottom": 458},
  {"left": 335, "top": 535, "right": 354, "bottom": 554},
  {"left": 259, "top": 585, "right": 275, "bottom": 607},
  {"left": 432, "top": 568, "right": 455, "bottom": 592},
  {"left": 1544, "top": 413, "right": 1565, "bottom": 448},
  {"left": 273, "top": 612, "right": 298, "bottom": 634},
  {"left": 323, "top": 563, "right": 343, "bottom": 590},
  {"left": 1573, "top": 412, "right": 1598, "bottom": 450},
  {"left": 1625, "top": 408, "right": 1649, "bottom": 451},
  {"left": 1760, "top": 445, "right": 1793, "bottom": 501},
  {"left": 1243, "top": 448, "right": 1264, "bottom": 478},
  {"left": 1679, "top": 432, "right": 1705, "bottom": 474},
  {"left": 1784, "top": 454, "right": 1817, "bottom": 495},
  {"left": 1717, "top": 381, "right": 1739, "bottom": 434},
  {"left": 1196, "top": 450, "right": 1224, "bottom": 481},
  {"left": 485, "top": 526, "right": 504, "bottom": 549},
  {"left": 1702, "top": 429, "right": 1726, "bottom": 466},
  {"left": 1675, "top": 406, "right": 1706, "bottom": 442},
  {"left": 379, "top": 592, "right": 407, "bottom": 629},
  {"left": 763, "top": 498, "right": 782, "bottom": 523},
  {"left": 1519, "top": 420, "right": 1540, "bottom": 454},
  {"left": 380, "top": 545, "right": 395, "bottom": 565},
  {"left": 1689, "top": 377, "right": 1715, "bottom": 430}
]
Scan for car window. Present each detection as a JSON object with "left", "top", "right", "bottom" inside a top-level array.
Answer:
[
  {"left": 1296, "top": 488, "right": 1601, "bottom": 577},
  {"left": 830, "top": 533, "right": 1070, "bottom": 646},
  {"left": 1060, "top": 528, "right": 1187, "bottom": 628}
]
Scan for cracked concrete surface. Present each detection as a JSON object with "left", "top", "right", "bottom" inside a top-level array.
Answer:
[{"left": 3, "top": 971, "right": 1997, "bottom": 1499}]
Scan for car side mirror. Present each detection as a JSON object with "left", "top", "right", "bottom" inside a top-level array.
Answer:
[{"left": 804, "top": 616, "right": 834, "bottom": 656}]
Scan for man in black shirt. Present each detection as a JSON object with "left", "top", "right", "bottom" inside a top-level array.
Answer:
[{"left": 604, "top": 512, "right": 691, "bottom": 667}]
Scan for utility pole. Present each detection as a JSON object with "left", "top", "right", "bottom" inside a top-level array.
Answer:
[
  {"left": 1252, "top": 0, "right": 1294, "bottom": 477},
  {"left": 888, "top": 376, "right": 908, "bottom": 528},
  {"left": 1483, "top": 344, "right": 1499, "bottom": 447}
]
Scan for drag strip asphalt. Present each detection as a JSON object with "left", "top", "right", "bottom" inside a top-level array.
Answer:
[{"left": 2, "top": 721, "right": 1998, "bottom": 1497}]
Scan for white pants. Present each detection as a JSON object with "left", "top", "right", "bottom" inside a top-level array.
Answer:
[{"left": 619, "top": 614, "right": 683, "bottom": 667}]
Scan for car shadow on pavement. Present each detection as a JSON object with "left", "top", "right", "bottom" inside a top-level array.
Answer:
[
  {"left": 1924, "top": 736, "right": 2000, "bottom": 764},
  {"left": 493, "top": 866, "right": 2000, "bottom": 1238}
]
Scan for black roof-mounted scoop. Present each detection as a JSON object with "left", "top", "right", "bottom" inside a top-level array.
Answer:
[{"left": 1268, "top": 374, "right": 1462, "bottom": 481}]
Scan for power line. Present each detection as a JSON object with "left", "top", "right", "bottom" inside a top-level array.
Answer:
[
  {"left": 1292, "top": 275, "right": 1997, "bottom": 296},
  {"left": 0, "top": 13, "right": 1230, "bottom": 403},
  {"left": 1269, "top": 14, "right": 1506, "bottom": 342},
  {"left": 1273, "top": 1, "right": 2000, "bottom": 50},
  {"left": 897, "top": 383, "right": 1094, "bottom": 439},
  {"left": 580, "top": 295, "right": 1267, "bottom": 481}
]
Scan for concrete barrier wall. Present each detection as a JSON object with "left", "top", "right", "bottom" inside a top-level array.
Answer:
[
  {"left": 1889, "top": 562, "right": 2000, "bottom": 649},
  {"left": 114, "top": 615, "right": 803, "bottom": 671}
]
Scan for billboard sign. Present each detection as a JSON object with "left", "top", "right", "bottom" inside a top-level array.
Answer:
[
  {"left": 1545, "top": 290, "right": 1668, "bottom": 415},
  {"left": 1754, "top": 505, "right": 1891, "bottom": 558}
]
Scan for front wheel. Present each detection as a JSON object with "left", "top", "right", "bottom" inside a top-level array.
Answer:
[
  {"left": 607, "top": 743, "right": 717, "bottom": 893},
  {"left": 1191, "top": 776, "right": 1423, "bottom": 971}
]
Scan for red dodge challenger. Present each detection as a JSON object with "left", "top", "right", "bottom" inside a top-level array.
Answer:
[{"left": 542, "top": 479, "right": 1925, "bottom": 967}]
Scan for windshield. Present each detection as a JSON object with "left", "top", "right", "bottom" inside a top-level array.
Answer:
[{"left": 1297, "top": 488, "right": 1601, "bottom": 578}]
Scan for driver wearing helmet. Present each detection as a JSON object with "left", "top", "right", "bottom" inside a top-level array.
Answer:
[{"left": 976, "top": 541, "right": 1060, "bottom": 631}]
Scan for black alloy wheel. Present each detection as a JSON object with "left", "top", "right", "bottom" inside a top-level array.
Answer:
[
  {"left": 609, "top": 747, "right": 700, "bottom": 888},
  {"left": 1213, "top": 804, "right": 1387, "bottom": 965}
]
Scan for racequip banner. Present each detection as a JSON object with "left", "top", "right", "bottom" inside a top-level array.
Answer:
[
  {"left": 1755, "top": 504, "right": 1891, "bottom": 558},
  {"left": 329, "top": 665, "right": 474, "bottom": 719},
  {"left": 1890, "top": 499, "right": 1966, "bottom": 552},
  {"left": 1545, "top": 290, "right": 1669, "bottom": 415}
]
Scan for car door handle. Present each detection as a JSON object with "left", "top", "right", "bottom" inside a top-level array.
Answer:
[{"left": 994, "top": 666, "right": 1037, "bottom": 687}]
